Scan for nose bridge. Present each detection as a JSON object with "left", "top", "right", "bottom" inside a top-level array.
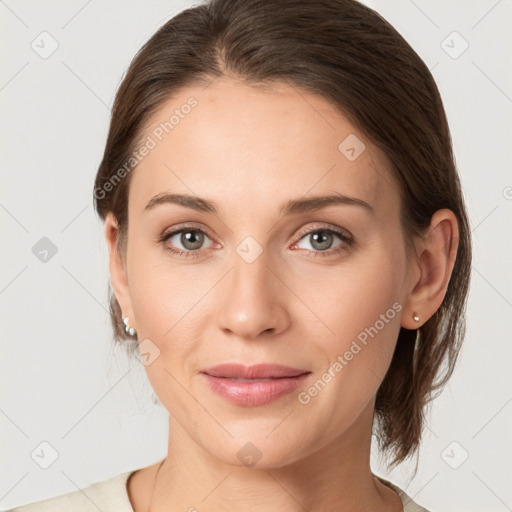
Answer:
[
  {"left": 231, "top": 236, "right": 276, "bottom": 307},
  {"left": 233, "top": 237, "right": 271, "bottom": 294}
]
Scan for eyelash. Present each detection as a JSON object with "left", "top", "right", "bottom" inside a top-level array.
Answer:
[{"left": 158, "top": 224, "right": 353, "bottom": 260}]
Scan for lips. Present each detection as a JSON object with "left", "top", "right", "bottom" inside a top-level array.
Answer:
[
  {"left": 200, "top": 363, "right": 311, "bottom": 406},
  {"left": 201, "top": 363, "right": 309, "bottom": 379}
]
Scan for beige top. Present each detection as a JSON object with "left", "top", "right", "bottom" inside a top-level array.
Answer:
[{"left": 7, "top": 471, "right": 431, "bottom": 511}]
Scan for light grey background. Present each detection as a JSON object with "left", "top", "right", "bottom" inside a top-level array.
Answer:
[{"left": 1, "top": 1, "right": 511, "bottom": 510}]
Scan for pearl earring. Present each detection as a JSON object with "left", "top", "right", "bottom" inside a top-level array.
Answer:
[
  {"left": 413, "top": 313, "right": 420, "bottom": 322},
  {"left": 123, "top": 316, "right": 137, "bottom": 337}
]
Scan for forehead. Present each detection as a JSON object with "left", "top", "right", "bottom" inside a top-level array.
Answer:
[{"left": 129, "top": 78, "right": 398, "bottom": 218}]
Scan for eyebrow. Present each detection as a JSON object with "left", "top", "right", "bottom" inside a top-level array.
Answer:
[{"left": 144, "top": 192, "right": 373, "bottom": 216}]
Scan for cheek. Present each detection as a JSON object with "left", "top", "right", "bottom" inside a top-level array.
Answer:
[
  {"left": 298, "top": 241, "right": 404, "bottom": 336},
  {"left": 129, "top": 259, "right": 205, "bottom": 338},
  {"left": 295, "top": 242, "right": 405, "bottom": 388},
  {"left": 126, "top": 245, "right": 220, "bottom": 383},
  {"left": 126, "top": 252, "right": 206, "bottom": 417},
  {"left": 294, "top": 257, "right": 404, "bottom": 420}
]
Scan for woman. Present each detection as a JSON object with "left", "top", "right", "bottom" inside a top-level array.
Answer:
[{"left": 9, "top": 0, "right": 471, "bottom": 510}]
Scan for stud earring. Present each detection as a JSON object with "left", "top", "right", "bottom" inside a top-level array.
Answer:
[
  {"left": 412, "top": 312, "right": 420, "bottom": 323},
  {"left": 123, "top": 316, "right": 137, "bottom": 337}
]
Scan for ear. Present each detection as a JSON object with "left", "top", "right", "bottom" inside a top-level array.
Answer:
[
  {"left": 104, "top": 212, "right": 135, "bottom": 329},
  {"left": 402, "top": 209, "right": 459, "bottom": 329}
]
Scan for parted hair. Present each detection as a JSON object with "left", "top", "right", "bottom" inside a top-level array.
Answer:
[{"left": 93, "top": 0, "right": 472, "bottom": 474}]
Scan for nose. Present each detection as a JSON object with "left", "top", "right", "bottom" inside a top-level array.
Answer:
[{"left": 216, "top": 248, "right": 290, "bottom": 340}]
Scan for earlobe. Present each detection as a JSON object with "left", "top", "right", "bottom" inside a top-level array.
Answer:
[
  {"left": 402, "top": 209, "right": 459, "bottom": 330},
  {"left": 104, "top": 213, "right": 134, "bottom": 328}
]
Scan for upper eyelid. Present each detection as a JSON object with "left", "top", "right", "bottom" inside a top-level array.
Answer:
[
  {"left": 163, "top": 222, "right": 213, "bottom": 237},
  {"left": 295, "top": 223, "right": 351, "bottom": 238}
]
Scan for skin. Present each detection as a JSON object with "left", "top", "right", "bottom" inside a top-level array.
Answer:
[{"left": 104, "top": 77, "right": 459, "bottom": 512}]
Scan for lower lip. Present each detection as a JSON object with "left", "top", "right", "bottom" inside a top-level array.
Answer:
[{"left": 201, "top": 373, "right": 311, "bottom": 406}]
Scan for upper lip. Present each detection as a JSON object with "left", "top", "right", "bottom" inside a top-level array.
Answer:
[{"left": 201, "top": 363, "right": 310, "bottom": 379}]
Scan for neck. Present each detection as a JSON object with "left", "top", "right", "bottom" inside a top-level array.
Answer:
[{"left": 148, "top": 399, "right": 402, "bottom": 512}]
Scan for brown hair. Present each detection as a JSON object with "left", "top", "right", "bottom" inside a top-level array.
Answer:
[{"left": 93, "top": 0, "right": 472, "bottom": 474}]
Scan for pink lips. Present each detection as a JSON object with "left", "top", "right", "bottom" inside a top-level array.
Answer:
[{"left": 201, "top": 363, "right": 311, "bottom": 406}]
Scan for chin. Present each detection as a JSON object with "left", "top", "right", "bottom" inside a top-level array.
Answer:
[{"left": 198, "top": 430, "right": 312, "bottom": 470}]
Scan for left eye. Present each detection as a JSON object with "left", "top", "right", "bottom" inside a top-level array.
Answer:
[{"left": 292, "top": 228, "right": 352, "bottom": 255}]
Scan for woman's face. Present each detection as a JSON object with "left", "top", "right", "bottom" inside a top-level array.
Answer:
[{"left": 109, "top": 77, "right": 419, "bottom": 467}]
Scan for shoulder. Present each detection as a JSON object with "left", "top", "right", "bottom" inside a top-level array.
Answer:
[
  {"left": 7, "top": 470, "right": 136, "bottom": 512},
  {"left": 375, "top": 474, "right": 432, "bottom": 512}
]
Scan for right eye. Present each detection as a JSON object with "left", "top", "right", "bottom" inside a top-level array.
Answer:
[{"left": 159, "top": 225, "right": 216, "bottom": 259}]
